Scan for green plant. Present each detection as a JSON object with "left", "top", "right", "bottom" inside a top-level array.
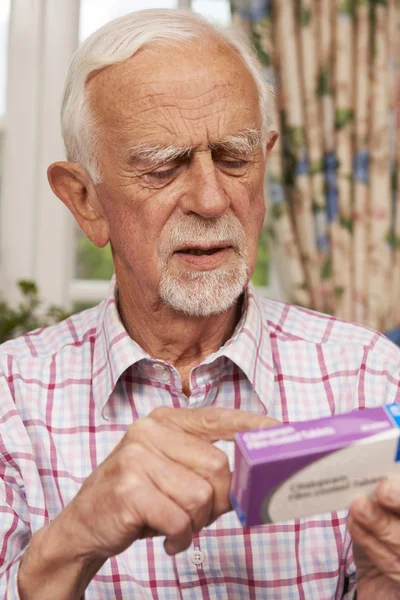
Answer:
[
  {"left": 0, "top": 280, "right": 70, "bottom": 344},
  {"left": 252, "top": 227, "right": 270, "bottom": 287},
  {"left": 75, "top": 235, "right": 114, "bottom": 280}
]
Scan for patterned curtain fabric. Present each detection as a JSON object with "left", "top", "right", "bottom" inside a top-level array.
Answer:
[{"left": 231, "top": 0, "right": 400, "bottom": 334}]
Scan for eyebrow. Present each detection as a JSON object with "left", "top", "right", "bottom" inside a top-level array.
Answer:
[
  {"left": 209, "top": 128, "right": 262, "bottom": 156},
  {"left": 127, "top": 127, "right": 262, "bottom": 166},
  {"left": 128, "top": 144, "right": 192, "bottom": 166}
]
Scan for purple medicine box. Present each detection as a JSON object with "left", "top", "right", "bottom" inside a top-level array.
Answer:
[{"left": 231, "top": 404, "right": 400, "bottom": 526}]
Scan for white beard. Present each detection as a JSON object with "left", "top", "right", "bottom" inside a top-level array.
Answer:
[
  {"left": 158, "top": 215, "right": 249, "bottom": 317},
  {"left": 159, "top": 259, "right": 248, "bottom": 317}
]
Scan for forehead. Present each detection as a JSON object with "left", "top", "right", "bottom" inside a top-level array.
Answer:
[{"left": 88, "top": 39, "right": 261, "bottom": 149}]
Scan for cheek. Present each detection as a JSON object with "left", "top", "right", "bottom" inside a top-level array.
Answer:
[
  {"left": 239, "top": 185, "right": 266, "bottom": 238},
  {"left": 101, "top": 201, "right": 143, "bottom": 266},
  {"left": 104, "top": 197, "right": 171, "bottom": 273}
]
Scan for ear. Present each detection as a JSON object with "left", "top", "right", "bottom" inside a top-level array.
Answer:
[
  {"left": 265, "top": 131, "right": 279, "bottom": 158},
  {"left": 47, "top": 162, "right": 110, "bottom": 248}
]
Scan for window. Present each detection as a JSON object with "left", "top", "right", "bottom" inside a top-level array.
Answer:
[
  {"left": 0, "top": 0, "right": 10, "bottom": 120},
  {"left": 80, "top": 0, "right": 179, "bottom": 41},
  {"left": 0, "top": 0, "right": 11, "bottom": 181},
  {"left": 192, "top": 0, "right": 231, "bottom": 27},
  {"left": 0, "top": 0, "right": 11, "bottom": 300},
  {"left": 0, "top": 0, "right": 81, "bottom": 308}
]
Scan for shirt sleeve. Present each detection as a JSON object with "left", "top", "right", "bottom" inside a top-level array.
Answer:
[
  {"left": 363, "top": 338, "right": 400, "bottom": 408},
  {"left": 0, "top": 462, "right": 31, "bottom": 600},
  {"left": 0, "top": 361, "right": 32, "bottom": 599}
]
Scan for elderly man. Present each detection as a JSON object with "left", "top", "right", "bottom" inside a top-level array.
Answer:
[{"left": 1, "top": 8, "right": 400, "bottom": 600}]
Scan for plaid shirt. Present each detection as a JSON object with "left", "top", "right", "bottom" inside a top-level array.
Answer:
[{"left": 1, "top": 278, "right": 400, "bottom": 599}]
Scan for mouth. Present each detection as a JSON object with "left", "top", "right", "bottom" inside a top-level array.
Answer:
[
  {"left": 175, "top": 245, "right": 231, "bottom": 256},
  {"left": 172, "top": 244, "right": 234, "bottom": 269}
]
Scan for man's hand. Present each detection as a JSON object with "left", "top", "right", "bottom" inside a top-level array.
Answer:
[
  {"left": 18, "top": 407, "right": 278, "bottom": 600},
  {"left": 65, "top": 406, "right": 278, "bottom": 558},
  {"left": 348, "top": 476, "right": 400, "bottom": 599}
]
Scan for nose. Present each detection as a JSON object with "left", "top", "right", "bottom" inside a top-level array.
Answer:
[{"left": 180, "top": 152, "right": 230, "bottom": 218}]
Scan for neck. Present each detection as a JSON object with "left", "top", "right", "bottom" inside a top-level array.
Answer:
[{"left": 116, "top": 280, "right": 244, "bottom": 392}]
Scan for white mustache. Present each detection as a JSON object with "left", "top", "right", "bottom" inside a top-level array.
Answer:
[{"left": 159, "top": 216, "right": 247, "bottom": 257}]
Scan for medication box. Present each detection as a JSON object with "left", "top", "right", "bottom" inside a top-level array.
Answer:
[{"left": 231, "top": 404, "right": 400, "bottom": 526}]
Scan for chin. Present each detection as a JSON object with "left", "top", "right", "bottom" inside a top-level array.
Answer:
[{"left": 159, "top": 264, "right": 248, "bottom": 318}]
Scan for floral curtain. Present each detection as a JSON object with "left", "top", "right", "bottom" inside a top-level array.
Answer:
[{"left": 231, "top": 0, "right": 400, "bottom": 335}]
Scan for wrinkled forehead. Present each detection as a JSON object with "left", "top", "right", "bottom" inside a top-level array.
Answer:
[{"left": 86, "top": 39, "right": 261, "bottom": 149}]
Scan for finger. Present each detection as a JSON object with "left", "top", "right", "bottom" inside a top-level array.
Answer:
[
  {"left": 376, "top": 477, "right": 400, "bottom": 513},
  {"left": 76, "top": 457, "right": 195, "bottom": 557},
  {"left": 132, "top": 420, "right": 232, "bottom": 519},
  {"left": 134, "top": 444, "right": 213, "bottom": 533},
  {"left": 136, "top": 480, "right": 194, "bottom": 555},
  {"left": 150, "top": 406, "right": 280, "bottom": 442},
  {"left": 347, "top": 515, "right": 400, "bottom": 583},
  {"left": 349, "top": 496, "right": 400, "bottom": 553}
]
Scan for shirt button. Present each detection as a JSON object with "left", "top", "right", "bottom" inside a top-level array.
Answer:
[
  {"left": 152, "top": 363, "right": 165, "bottom": 371},
  {"left": 190, "top": 548, "right": 205, "bottom": 565}
]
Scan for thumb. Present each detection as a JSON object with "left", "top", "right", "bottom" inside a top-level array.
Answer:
[{"left": 150, "top": 406, "right": 281, "bottom": 442}]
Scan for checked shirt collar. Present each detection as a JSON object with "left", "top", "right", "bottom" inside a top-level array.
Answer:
[{"left": 92, "top": 276, "right": 275, "bottom": 415}]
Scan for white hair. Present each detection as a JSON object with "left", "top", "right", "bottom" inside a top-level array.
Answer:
[{"left": 61, "top": 9, "right": 275, "bottom": 183}]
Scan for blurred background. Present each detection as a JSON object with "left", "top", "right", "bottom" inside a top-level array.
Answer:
[{"left": 0, "top": 1, "right": 400, "bottom": 341}]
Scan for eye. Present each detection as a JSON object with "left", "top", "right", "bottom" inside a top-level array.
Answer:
[
  {"left": 219, "top": 160, "right": 248, "bottom": 169},
  {"left": 147, "top": 168, "right": 178, "bottom": 180},
  {"left": 142, "top": 166, "right": 180, "bottom": 184},
  {"left": 215, "top": 156, "right": 249, "bottom": 172}
]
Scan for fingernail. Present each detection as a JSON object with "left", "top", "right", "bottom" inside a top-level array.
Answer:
[{"left": 381, "top": 480, "right": 400, "bottom": 504}]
